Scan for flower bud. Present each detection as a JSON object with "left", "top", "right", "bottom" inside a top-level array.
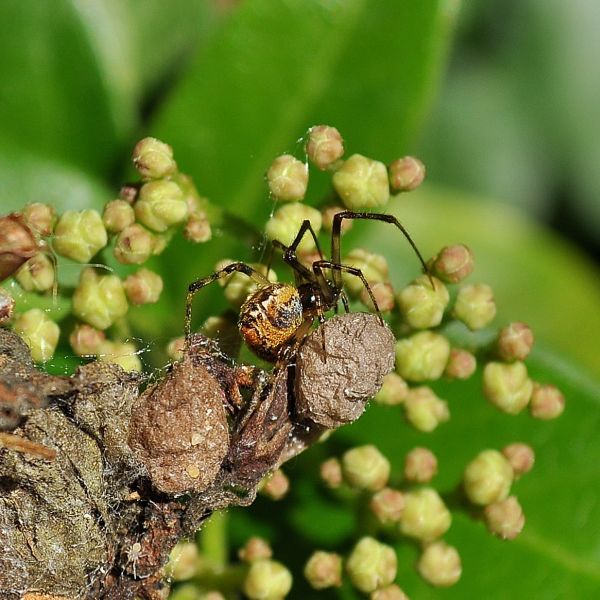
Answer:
[
  {"left": 319, "top": 457, "right": 343, "bottom": 489},
  {"left": 430, "top": 244, "right": 474, "bottom": 284},
  {"left": 417, "top": 541, "right": 461, "bottom": 587},
  {"left": 484, "top": 496, "right": 525, "bottom": 540},
  {"left": 15, "top": 253, "right": 55, "bottom": 292},
  {"left": 397, "top": 275, "right": 449, "bottom": 329},
  {"left": 69, "top": 324, "right": 106, "bottom": 356},
  {"left": 23, "top": 203, "right": 55, "bottom": 237},
  {"left": 102, "top": 199, "right": 135, "bottom": 233},
  {"left": 370, "top": 488, "right": 405, "bottom": 525},
  {"left": 370, "top": 584, "right": 410, "bottom": 600},
  {"left": 267, "top": 154, "right": 308, "bottom": 201},
  {"left": 135, "top": 180, "right": 187, "bottom": 232},
  {"left": 306, "top": 125, "right": 344, "bottom": 170},
  {"left": 260, "top": 468, "right": 290, "bottom": 500},
  {"left": 123, "top": 268, "right": 163, "bottom": 305},
  {"left": 444, "top": 348, "right": 477, "bottom": 380},
  {"left": 497, "top": 321, "right": 534, "bottom": 361},
  {"left": 463, "top": 449, "right": 513, "bottom": 505},
  {"left": 502, "top": 443, "right": 535, "bottom": 478},
  {"left": 243, "top": 559, "right": 293, "bottom": 600},
  {"left": 453, "top": 283, "right": 496, "bottom": 330},
  {"left": 342, "top": 445, "right": 390, "bottom": 491},
  {"left": 321, "top": 205, "right": 352, "bottom": 233},
  {"left": 167, "top": 583, "right": 203, "bottom": 600},
  {"left": 165, "top": 540, "right": 200, "bottom": 581},
  {"left": 202, "top": 593, "right": 226, "bottom": 600},
  {"left": 72, "top": 268, "right": 128, "bottom": 330},
  {"left": 53, "top": 210, "right": 108, "bottom": 263},
  {"left": 0, "top": 289, "right": 15, "bottom": 324},
  {"left": 342, "top": 248, "right": 389, "bottom": 297},
  {"left": 98, "top": 340, "right": 142, "bottom": 372},
  {"left": 333, "top": 154, "right": 390, "bottom": 209},
  {"left": 346, "top": 537, "right": 397, "bottom": 594},
  {"left": 388, "top": 156, "right": 426, "bottom": 192},
  {"left": 395, "top": 331, "right": 450, "bottom": 382},
  {"left": 220, "top": 262, "right": 277, "bottom": 309},
  {"left": 404, "top": 387, "right": 449, "bottom": 432},
  {"left": 374, "top": 372, "right": 408, "bottom": 406},
  {"left": 239, "top": 537, "right": 273, "bottom": 563},
  {"left": 166, "top": 336, "right": 185, "bottom": 361},
  {"left": 404, "top": 447, "right": 438, "bottom": 483},
  {"left": 483, "top": 361, "right": 533, "bottom": 414},
  {"left": 151, "top": 231, "right": 171, "bottom": 255},
  {"left": 265, "top": 203, "right": 322, "bottom": 252},
  {"left": 0, "top": 213, "right": 39, "bottom": 281},
  {"left": 360, "top": 281, "right": 395, "bottom": 312},
  {"left": 119, "top": 184, "right": 139, "bottom": 204},
  {"left": 113, "top": 224, "right": 155, "bottom": 264},
  {"left": 184, "top": 211, "right": 212, "bottom": 243},
  {"left": 13, "top": 308, "right": 60, "bottom": 362},
  {"left": 304, "top": 551, "right": 342, "bottom": 589},
  {"left": 399, "top": 488, "right": 451, "bottom": 542},
  {"left": 530, "top": 383, "right": 565, "bottom": 420},
  {"left": 132, "top": 137, "right": 177, "bottom": 180}
]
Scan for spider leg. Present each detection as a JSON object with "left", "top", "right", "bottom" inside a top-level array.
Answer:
[
  {"left": 272, "top": 219, "right": 325, "bottom": 281},
  {"left": 185, "top": 262, "right": 270, "bottom": 340}
]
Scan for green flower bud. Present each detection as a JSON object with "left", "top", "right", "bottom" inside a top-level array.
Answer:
[
  {"left": 321, "top": 205, "right": 352, "bottom": 233},
  {"left": 243, "top": 559, "right": 293, "bottom": 600},
  {"left": 98, "top": 340, "right": 142, "bottom": 372},
  {"left": 388, "top": 156, "right": 426, "bottom": 192},
  {"left": 444, "top": 348, "right": 477, "bottom": 380},
  {"left": 219, "top": 261, "right": 277, "bottom": 309},
  {"left": 102, "top": 199, "right": 135, "bottom": 233},
  {"left": 69, "top": 323, "right": 106, "bottom": 356},
  {"left": 202, "top": 593, "right": 226, "bottom": 600},
  {"left": 530, "top": 383, "right": 565, "bottom": 420},
  {"left": 132, "top": 137, "right": 177, "bottom": 180},
  {"left": 304, "top": 551, "right": 342, "bottom": 589},
  {"left": 168, "top": 583, "right": 204, "bottom": 600},
  {"left": 53, "top": 209, "right": 108, "bottom": 263},
  {"left": 342, "top": 248, "right": 389, "bottom": 296},
  {"left": 374, "top": 372, "right": 408, "bottom": 406},
  {"left": 497, "top": 321, "right": 534, "bottom": 361},
  {"left": 265, "top": 203, "right": 322, "bottom": 252},
  {"left": 463, "top": 449, "right": 513, "bottom": 505},
  {"left": 123, "top": 268, "right": 163, "bottom": 305},
  {"left": 113, "top": 224, "right": 155, "bottom": 265},
  {"left": 404, "top": 387, "right": 449, "bottom": 432},
  {"left": 319, "top": 457, "right": 343, "bottom": 489},
  {"left": 483, "top": 361, "right": 533, "bottom": 414},
  {"left": 404, "top": 447, "right": 438, "bottom": 483},
  {"left": 342, "top": 445, "right": 390, "bottom": 491},
  {"left": 453, "top": 283, "right": 496, "bottom": 330},
  {"left": 430, "top": 244, "right": 474, "bottom": 283},
  {"left": 346, "top": 537, "right": 397, "bottom": 594},
  {"left": 23, "top": 202, "right": 56, "bottom": 237},
  {"left": 72, "top": 268, "right": 128, "bottom": 330},
  {"left": 135, "top": 180, "right": 187, "bottom": 232},
  {"left": 370, "top": 488, "right": 405, "bottom": 525},
  {"left": 417, "top": 541, "right": 461, "bottom": 587},
  {"left": 306, "top": 125, "right": 344, "bottom": 170},
  {"left": 184, "top": 211, "right": 212, "bottom": 243},
  {"left": 267, "top": 154, "right": 309, "bottom": 201},
  {"left": 395, "top": 331, "right": 451, "bottom": 382},
  {"left": 13, "top": 308, "right": 60, "bottom": 362},
  {"left": 260, "top": 468, "right": 290, "bottom": 500},
  {"left": 360, "top": 281, "right": 395, "bottom": 312},
  {"left": 397, "top": 275, "right": 449, "bottom": 329},
  {"left": 239, "top": 537, "right": 273, "bottom": 563},
  {"left": 166, "top": 336, "right": 185, "bottom": 361},
  {"left": 0, "top": 289, "right": 15, "bottom": 324},
  {"left": 370, "top": 584, "right": 410, "bottom": 600},
  {"left": 484, "top": 496, "right": 525, "bottom": 540},
  {"left": 502, "top": 443, "right": 535, "bottom": 478},
  {"left": 151, "top": 231, "right": 172, "bottom": 255},
  {"left": 165, "top": 541, "right": 200, "bottom": 581},
  {"left": 399, "top": 488, "right": 451, "bottom": 542},
  {"left": 15, "top": 253, "right": 55, "bottom": 292},
  {"left": 333, "top": 154, "right": 390, "bottom": 209}
]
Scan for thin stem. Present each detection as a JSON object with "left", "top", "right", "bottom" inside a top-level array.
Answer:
[{"left": 198, "top": 510, "right": 229, "bottom": 570}]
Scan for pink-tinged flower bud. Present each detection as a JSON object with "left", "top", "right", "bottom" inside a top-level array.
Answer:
[
  {"left": 463, "top": 449, "right": 513, "bottom": 506},
  {"left": 404, "top": 447, "right": 438, "bottom": 483},
  {"left": 397, "top": 275, "right": 449, "bottom": 329},
  {"left": 530, "top": 383, "right": 565, "bottom": 420},
  {"left": 135, "top": 180, "right": 187, "bottom": 232},
  {"left": 0, "top": 213, "right": 39, "bottom": 281},
  {"left": 346, "top": 537, "right": 397, "bottom": 594},
  {"left": 370, "top": 488, "right": 405, "bottom": 525},
  {"left": 320, "top": 457, "right": 343, "bottom": 489},
  {"left": 260, "top": 468, "right": 290, "bottom": 500},
  {"left": 98, "top": 340, "right": 142, "bottom": 372},
  {"left": 114, "top": 224, "right": 155, "bottom": 265},
  {"left": 404, "top": 387, "right": 450, "bottom": 432},
  {"left": 13, "top": 308, "right": 60, "bottom": 362},
  {"left": 444, "top": 348, "right": 477, "bottom": 380},
  {"left": 243, "top": 559, "right": 293, "bottom": 600},
  {"left": 453, "top": 283, "right": 496, "bottom": 330},
  {"left": 15, "top": 253, "right": 55, "bottom": 293},
  {"left": 306, "top": 125, "right": 344, "bottom": 170},
  {"left": 123, "top": 268, "right": 163, "bottom": 305},
  {"left": 184, "top": 211, "right": 212, "bottom": 243},
  {"left": 53, "top": 209, "right": 108, "bottom": 263},
  {"left": 132, "top": 137, "right": 177, "bottom": 180},
  {"left": 166, "top": 336, "right": 185, "bottom": 361},
  {"left": 119, "top": 184, "right": 139, "bottom": 204},
  {"left": 22, "top": 203, "right": 56, "bottom": 237},
  {"left": 321, "top": 205, "right": 352, "bottom": 233},
  {"left": 342, "top": 445, "right": 390, "bottom": 491},
  {"left": 239, "top": 537, "right": 273, "bottom": 563},
  {"left": 395, "top": 331, "right": 451, "bottom": 382},
  {"left": 370, "top": 584, "right": 410, "bottom": 600},
  {"left": 360, "top": 281, "right": 395, "bottom": 312},
  {"left": 400, "top": 488, "right": 451, "bottom": 542},
  {"left": 267, "top": 154, "right": 309, "bottom": 201},
  {"left": 417, "top": 541, "right": 461, "bottom": 587},
  {"left": 304, "top": 551, "right": 342, "bottom": 589},
  {"left": 342, "top": 248, "right": 389, "bottom": 297},
  {"left": 69, "top": 324, "right": 106, "bottom": 356},
  {"left": 497, "top": 321, "right": 534, "bottom": 361},
  {"left": 388, "top": 156, "right": 426, "bottom": 192},
  {"left": 165, "top": 541, "right": 200, "bottom": 581},
  {"left": 502, "top": 443, "right": 535, "bottom": 478},
  {"left": 484, "top": 496, "right": 525, "bottom": 540},
  {"left": 430, "top": 244, "right": 474, "bottom": 284},
  {"left": 333, "top": 154, "right": 390, "bottom": 209},
  {"left": 0, "top": 289, "right": 15, "bottom": 324},
  {"left": 103, "top": 199, "right": 135, "bottom": 233},
  {"left": 374, "top": 372, "right": 408, "bottom": 406},
  {"left": 483, "top": 361, "right": 533, "bottom": 414}
]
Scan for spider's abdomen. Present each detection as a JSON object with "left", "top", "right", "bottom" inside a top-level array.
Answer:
[{"left": 238, "top": 283, "right": 303, "bottom": 361}]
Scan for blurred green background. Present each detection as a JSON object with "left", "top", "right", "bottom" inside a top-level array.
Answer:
[{"left": 1, "top": 1, "right": 599, "bottom": 598}]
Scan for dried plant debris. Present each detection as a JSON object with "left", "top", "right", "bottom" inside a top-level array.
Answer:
[{"left": 0, "top": 312, "right": 392, "bottom": 599}]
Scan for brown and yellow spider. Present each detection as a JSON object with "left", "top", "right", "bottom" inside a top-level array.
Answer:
[{"left": 184, "top": 211, "right": 429, "bottom": 363}]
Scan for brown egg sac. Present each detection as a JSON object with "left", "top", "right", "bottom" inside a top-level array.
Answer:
[{"left": 128, "top": 354, "right": 230, "bottom": 494}]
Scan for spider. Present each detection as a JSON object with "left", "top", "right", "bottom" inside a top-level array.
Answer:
[{"left": 184, "top": 211, "right": 429, "bottom": 363}]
